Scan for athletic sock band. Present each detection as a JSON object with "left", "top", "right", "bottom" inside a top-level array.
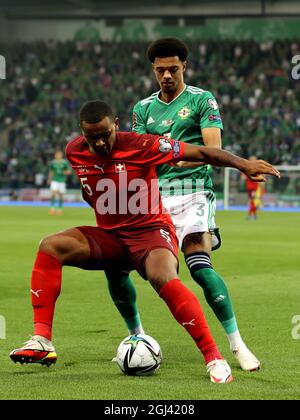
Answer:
[{"left": 185, "top": 252, "right": 213, "bottom": 274}]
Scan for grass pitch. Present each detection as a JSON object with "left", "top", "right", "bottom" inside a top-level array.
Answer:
[{"left": 0, "top": 207, "right": 299, "bottom": 400}]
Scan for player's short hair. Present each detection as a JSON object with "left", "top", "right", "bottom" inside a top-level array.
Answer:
[
  {"left": 79, "top": 100, "right": 115, "bottom": 124},
  {"left": 147, "top": 37, "right": 189, "bottom": 63}
]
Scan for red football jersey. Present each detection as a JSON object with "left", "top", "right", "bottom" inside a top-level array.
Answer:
[
  {"left": 246, "top": 178, "right": 259, "bottom": 192},
  {"left": 66, "top": 131, "right": 185, "bottom": 230}
]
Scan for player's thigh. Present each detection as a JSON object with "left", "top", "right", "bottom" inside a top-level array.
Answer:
[
  {"left": 76, "top": 226, "right": 133, "bottom": 271},
  {"left": 118, "top": 224, "right": 179, "bottom": 283},
  {"left": 39, "top": 226, "right": 130, "bottom": 269},
  {"left": 182, "top": 231, "right": 212, "bottom": 256},
  {"left": 145, "top": 248, "right": 178, "bottom": 293},
  {"left": 39, "top": 227, "right": 90, "bottom": 266},
  {"left": 58, "top": 183, "right": 66, "bottom": 195},
  {"left": 162, "top": 192, "right": 216, "bottom": 249},
  {"left": 50, "top": 181, "right": 58, "bottom": 194}
]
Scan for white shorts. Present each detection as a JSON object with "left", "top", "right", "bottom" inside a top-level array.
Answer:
[
  {"left": 162, "top": 191, "right": 221, "bottom": 250},
  {"left": 50, "top": 181, "right": 66, "bottom": 194}
]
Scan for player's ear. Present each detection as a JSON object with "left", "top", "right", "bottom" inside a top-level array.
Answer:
[
  {"left": 182, "top": 61, "right": 187, "bottom": 72},
  {"left": 114, "top": 117, "right": 120, "bottom": 130}
]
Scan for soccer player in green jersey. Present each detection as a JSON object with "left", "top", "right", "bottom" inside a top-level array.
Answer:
[
  {"left": 48, "top": 151, "right": 71, "bottom": 215},
  {"left": 107, "top": 38, "right": 260, "bottom": 371}
]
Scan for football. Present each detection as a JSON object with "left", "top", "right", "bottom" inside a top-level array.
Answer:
[{"left": 116, "top": 334, "right": 162, "bottom": 376}]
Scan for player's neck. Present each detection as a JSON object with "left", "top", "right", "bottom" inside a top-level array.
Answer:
[{"left": 159, "top": 83, "right": 185, "bottom": 104}]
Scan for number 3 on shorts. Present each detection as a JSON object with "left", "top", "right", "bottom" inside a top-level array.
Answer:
[{"left": 196, "top": 203, "right": 205, "bottom": 217}]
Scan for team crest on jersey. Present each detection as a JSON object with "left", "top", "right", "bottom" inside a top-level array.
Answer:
[
  {"left": 159, "top": 138, "right": 172, "bottom": 153},
  {"left": 114, "top": 162, "right": 126, "bottom": 173},
  {"left": 178, "top": 107, "right": 191, "bottom": 119}
]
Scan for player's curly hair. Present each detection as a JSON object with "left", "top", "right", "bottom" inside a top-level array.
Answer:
[
  {"left": 79, "top": 100, "right": 115, "bottom": 123},
  {"left": 147, "top": 37, "right": 189, "bottom": 63}
]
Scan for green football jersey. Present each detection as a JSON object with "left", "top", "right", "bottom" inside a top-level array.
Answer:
[
  {"left": 132, "top": 84, "right": 223, "bottom": 195},
  {"left": 49, "top": 159, "right": 69, "bottom": 183}
]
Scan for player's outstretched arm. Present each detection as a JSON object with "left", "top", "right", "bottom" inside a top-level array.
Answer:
[{"left": 182, "top": 143, "right": 280, "bottom": 181}]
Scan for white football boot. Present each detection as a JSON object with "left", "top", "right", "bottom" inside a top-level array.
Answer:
[{"left": 232, "top": 345, "right": 260, "bottom": 371}]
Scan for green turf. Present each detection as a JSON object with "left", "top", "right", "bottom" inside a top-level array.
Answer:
[{"left": 0, "top": 207, "right": 299, "bottom": 400}]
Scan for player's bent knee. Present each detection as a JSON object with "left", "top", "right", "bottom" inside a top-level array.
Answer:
[
  {"left": 145, "top": 248, "right": 178, "bottom": 292},
  {"left": 38, "top": 229, "right": 89, "bottom": 263},
  {"left": 38, "top": 234, "right": 70, "bottom": 260}
]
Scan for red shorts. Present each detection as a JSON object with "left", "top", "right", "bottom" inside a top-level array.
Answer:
[
  {"left": 247, "top": 189, "right": 256, "bottom": 199},
  {"left": 77, "top": 223, "right": 178, "bottom": 279}
]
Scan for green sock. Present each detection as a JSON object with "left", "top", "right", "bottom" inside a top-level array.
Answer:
[
  {"left": 106, "top": 271, "right": 144, "bottom": 334},
  {"left": 192, "top": 268, "right": 238, "bottom": 335}
]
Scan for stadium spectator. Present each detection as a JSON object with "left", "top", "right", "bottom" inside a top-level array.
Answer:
[{"left": 0, "top": 39, "right": 299, "bottom": 189}]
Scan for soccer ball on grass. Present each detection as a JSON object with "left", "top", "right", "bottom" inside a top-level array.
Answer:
[{"left": 116, "top": 334, "right": 162, "bottom": 376}]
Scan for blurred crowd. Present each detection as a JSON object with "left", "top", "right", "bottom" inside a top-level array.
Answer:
[{"left": 0, "top": 39, "right": 300, "bottom": 189}]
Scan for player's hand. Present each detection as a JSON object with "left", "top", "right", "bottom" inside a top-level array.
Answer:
[{"left": 243, "top": 160, "right": 280, "bottom": 182}]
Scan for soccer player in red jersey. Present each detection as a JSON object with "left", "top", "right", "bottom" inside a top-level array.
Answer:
[
  {"left": 10, "top": 101, "right": 279, "bottom": 383},
  {"left": 245, "top": 156, "right": 265, "bottom": 219}
]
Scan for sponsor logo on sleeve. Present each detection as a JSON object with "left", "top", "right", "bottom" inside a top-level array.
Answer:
[
  {"left": 158, "top": 138, "right": 172, "bottom": 153},
  {"left": 173, "top": 141, "right": 181, "bottom": 159},
  {"left": 208, "top": 114, "right": 222, "bottom": 122},
  {"left": 132, "top": 112, "right": 137, "bottom": 129},
  {"left": 207, "top": 98, "right": 219, "bottom": 110}
]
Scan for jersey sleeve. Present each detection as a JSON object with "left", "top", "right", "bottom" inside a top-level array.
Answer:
[
  {"left": 132, "top": 102, "right": 147, "bottom": 134},
  {"left": 198, "top": 91, "right": 223, "bottom": 130},
  {"left": 116, "top": 133, "right": 185, "bottom": 166}
]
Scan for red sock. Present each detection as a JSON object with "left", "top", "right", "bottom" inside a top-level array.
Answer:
[
  {"left": 31, "top": 251, "right": 62, "bottom": 341},
  {"left": 159, "top": 278, "right": 223, "bottom": 364}
]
